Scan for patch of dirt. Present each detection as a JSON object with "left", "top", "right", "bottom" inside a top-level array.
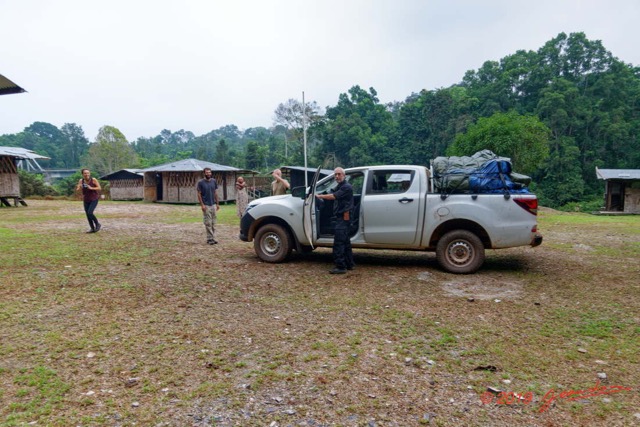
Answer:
[{"left": 440, "top": 278, "right": 524, "bottom": 300}]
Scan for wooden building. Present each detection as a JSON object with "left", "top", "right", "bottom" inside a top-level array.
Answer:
[
  {"left": 1, "top": 76, "right": 30, "bottom": 206},
  {"left": 596, "top": 168, "right": 640, "bottom": 214},
  {"left": 142, "top": 159, "right": 256, "bottom": 204},
  {"left": 0, "top": 147, "right": 49, "bottom": 207},
  {"left": 100, "top": 169, "right": 144, "bottom": 200}
]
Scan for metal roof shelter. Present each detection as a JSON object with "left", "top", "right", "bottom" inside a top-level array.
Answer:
[
  {"left": 0, "top": 147, "right": 49, "bottom": 207},
  {"left": 0, "top": 146, "right": 49, "bottom": 172},
  {"left": 595, "top": 167, "right": 640, "bottom": 214},
  {"left": 100, "top": 169, "right": 145, "bottom": 201},
  {"left": 596, "top": 168, "right": 640, "bottom": 180},
  {"left": 0, "top": 74, "right": 26, "bottom": 96},
  {"left": 100, "top": 169, "right": 144, "bottom": 180},
  {"left": 143, "top": 159, "right": 243, "bottom": 173},
  {"left": 141, "top": 159, "right": 257, "bottom": 203}
]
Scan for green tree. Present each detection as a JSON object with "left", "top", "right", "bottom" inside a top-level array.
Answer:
[
  {"left": 396, "top": 86, "right": 478, "bottom": 164},
  {"left": 273, "top": 98, "right": 322, "bottom": 163},
  {"left": 317, "top": 86, "right": 396, "bottom": 166},
  {"left": 215, "top": 139, "right": 230, "bottom": 164},
  {"left": 245, "top": 140, "right": 261, "bottom": 170},
  {"left": 448, "top": 110, "right": 550, "bottom": 175},
  {"left": 23, "top": 122, "right": 65, "bottom": 167},
  {"left": 85, "top": 126, "right": 138, "bottom": 175},
  {"left": 60, "top": 123, "right": 89, "bottom": 168}
]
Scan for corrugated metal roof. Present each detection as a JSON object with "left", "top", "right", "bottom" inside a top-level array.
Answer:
[
  {"left": 100, "top": 169, "right": 144, "bottom": 180},
  {"left": 0, "top": 74, "right": 26, "bottom": 95},
  {"left": 142, "top": 158, "right": 242, "bottom": 173},
  {"left": 0, "top": 146, "right": 49, "bottom": 159},
  {"left": 596, "top": 168, "right": 640, "bottom": 180}
]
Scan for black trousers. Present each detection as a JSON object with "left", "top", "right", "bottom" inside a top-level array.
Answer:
[
  {"left": 84, "top": 199, "right": 100, "bottom": 230},
  {"left": 333, "top": 219, "right": 353, "bottom": 269}
]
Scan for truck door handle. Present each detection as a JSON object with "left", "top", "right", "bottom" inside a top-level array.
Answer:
[{"left": 399, "top": 197, "right": 413, "bottom": 203}]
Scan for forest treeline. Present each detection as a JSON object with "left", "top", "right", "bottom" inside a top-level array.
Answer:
[{"left": 2, "top": 32, "right": 639, "bottom": 209}]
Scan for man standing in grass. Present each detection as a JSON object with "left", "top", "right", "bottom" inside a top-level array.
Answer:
[{"left": 197, "top": 167, "right": 220, "bottom": 245}]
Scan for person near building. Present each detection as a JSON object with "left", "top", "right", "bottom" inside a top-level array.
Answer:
[
  {"left": 271, "top": 169, "right": 290, "bottom": 195},
  {"left": 197, "top": 167, "right": 220, "bottom": 244},
  {"left": 235, "top": 176, "right": 249, "bottom": 218}
]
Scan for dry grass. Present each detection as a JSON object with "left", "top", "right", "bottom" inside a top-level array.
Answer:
[{"left": 0, "top": 200, "right": 638, "bottom": 426}]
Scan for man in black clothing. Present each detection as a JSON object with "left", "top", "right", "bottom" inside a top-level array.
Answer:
[{"left": 316, "top": 167, "right": 354, "bottom": 274}]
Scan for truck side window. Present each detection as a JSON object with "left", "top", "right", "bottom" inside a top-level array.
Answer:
[{"left": 370, "top": 171, "right": 413, "bottom": 194}]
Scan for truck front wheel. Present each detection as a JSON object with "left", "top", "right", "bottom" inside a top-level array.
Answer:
[
  {"left": 254, "top": 224, "right": 292, "bottom": 263},
  {"left": 436, "top": 230, "right": 485, "bottom": 274}
]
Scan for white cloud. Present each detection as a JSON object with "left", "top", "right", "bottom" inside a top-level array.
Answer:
[{"left": 1, "top": 0, "right": 638, "bottom": 140}]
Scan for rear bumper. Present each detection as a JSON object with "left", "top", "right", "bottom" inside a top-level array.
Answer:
[{"left": 531, "top": 233, "right": 543, "bottom": 247}]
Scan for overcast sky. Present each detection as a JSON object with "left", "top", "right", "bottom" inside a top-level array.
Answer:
[{"left": 1, "top": 0, "right": 639, "bottom": 141}]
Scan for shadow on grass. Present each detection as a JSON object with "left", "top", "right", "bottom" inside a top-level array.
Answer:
[{"left": 286, "top": 248, "right": 534, "bottom": 274}]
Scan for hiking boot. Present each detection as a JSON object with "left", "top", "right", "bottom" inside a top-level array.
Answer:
[{"left": 95, "top": 223, "right": 101, "bottom": 232}]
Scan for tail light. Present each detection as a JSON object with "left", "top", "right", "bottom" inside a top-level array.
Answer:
[{"left": 513, "top": 197, "right": 538, "bottom": 215}]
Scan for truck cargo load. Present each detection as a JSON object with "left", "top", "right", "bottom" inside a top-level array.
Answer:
[{"left": 431, "top": 149, "right": 531, "bottom": 194}]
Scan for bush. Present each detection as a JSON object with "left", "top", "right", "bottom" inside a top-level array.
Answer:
[
  {"left": 55, "top": 172, "right": 83, "bottom": 196},
  {"left": 18, "top": 170, "right": 59, "bottom": 197},
  {"left": 558, "top": 199, "right": 604, "bottom": 213},
  {"left": 54, "top": 172, "right": 110, "bottom": 199}
]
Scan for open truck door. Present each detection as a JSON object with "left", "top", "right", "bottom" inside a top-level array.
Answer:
[{"left": 302, "top": 166, "right": 323, "bottom": 249}]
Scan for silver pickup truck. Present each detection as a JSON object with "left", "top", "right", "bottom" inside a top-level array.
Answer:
[{"left": 239, "top": 165, "right": 542, "bottom": 273}]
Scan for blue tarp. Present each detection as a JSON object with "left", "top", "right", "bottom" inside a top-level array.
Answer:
[
  {"left": 432, "top": 150, "right": 531, "bottom": 194},
  {"left": 469, "top": 160, "right": 530, "bottom": 194}
]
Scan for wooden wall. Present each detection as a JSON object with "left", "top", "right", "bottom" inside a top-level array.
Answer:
[
  {"left": 624, "top": 184, "right": 640, "bottom": 214},
  {"left": 143, "top": 171, "right": 243, "bottom": 203},
  {"left": 165, "top": 172, "right": 199, "bottom": 203},
  {"left": 0, "top": 156, "right": 20, "bottom": 198},
  {"left": 109, "top": 178, "right": 144, "bottom": 200}
]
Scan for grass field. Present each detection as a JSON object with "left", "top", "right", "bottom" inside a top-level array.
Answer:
[{"left": 0, "top": 200, "right": 638, "bottom": 426}]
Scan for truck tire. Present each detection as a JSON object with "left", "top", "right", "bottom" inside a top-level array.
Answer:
[
  {"left": 254, "top": 224, "right": 292, "bottom": 263},
  {"left": 436, "top": 230, "right": 485, "bottom": 274}
]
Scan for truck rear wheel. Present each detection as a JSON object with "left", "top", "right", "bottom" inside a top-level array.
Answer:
[
  {"left": 436, "top": 230, "right": 485, "bottom": 274},
  {"left": 254, "top": 224, "right": 292, "bottom": 263}
]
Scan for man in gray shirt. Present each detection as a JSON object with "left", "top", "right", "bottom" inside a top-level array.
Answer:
[{"left": 197, "top": 167, "right": 220, "bottom": 244}]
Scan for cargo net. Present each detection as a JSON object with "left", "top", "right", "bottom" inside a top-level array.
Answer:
[{"left": 431, "top": 150, "right": 531, "bottom": 196}]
